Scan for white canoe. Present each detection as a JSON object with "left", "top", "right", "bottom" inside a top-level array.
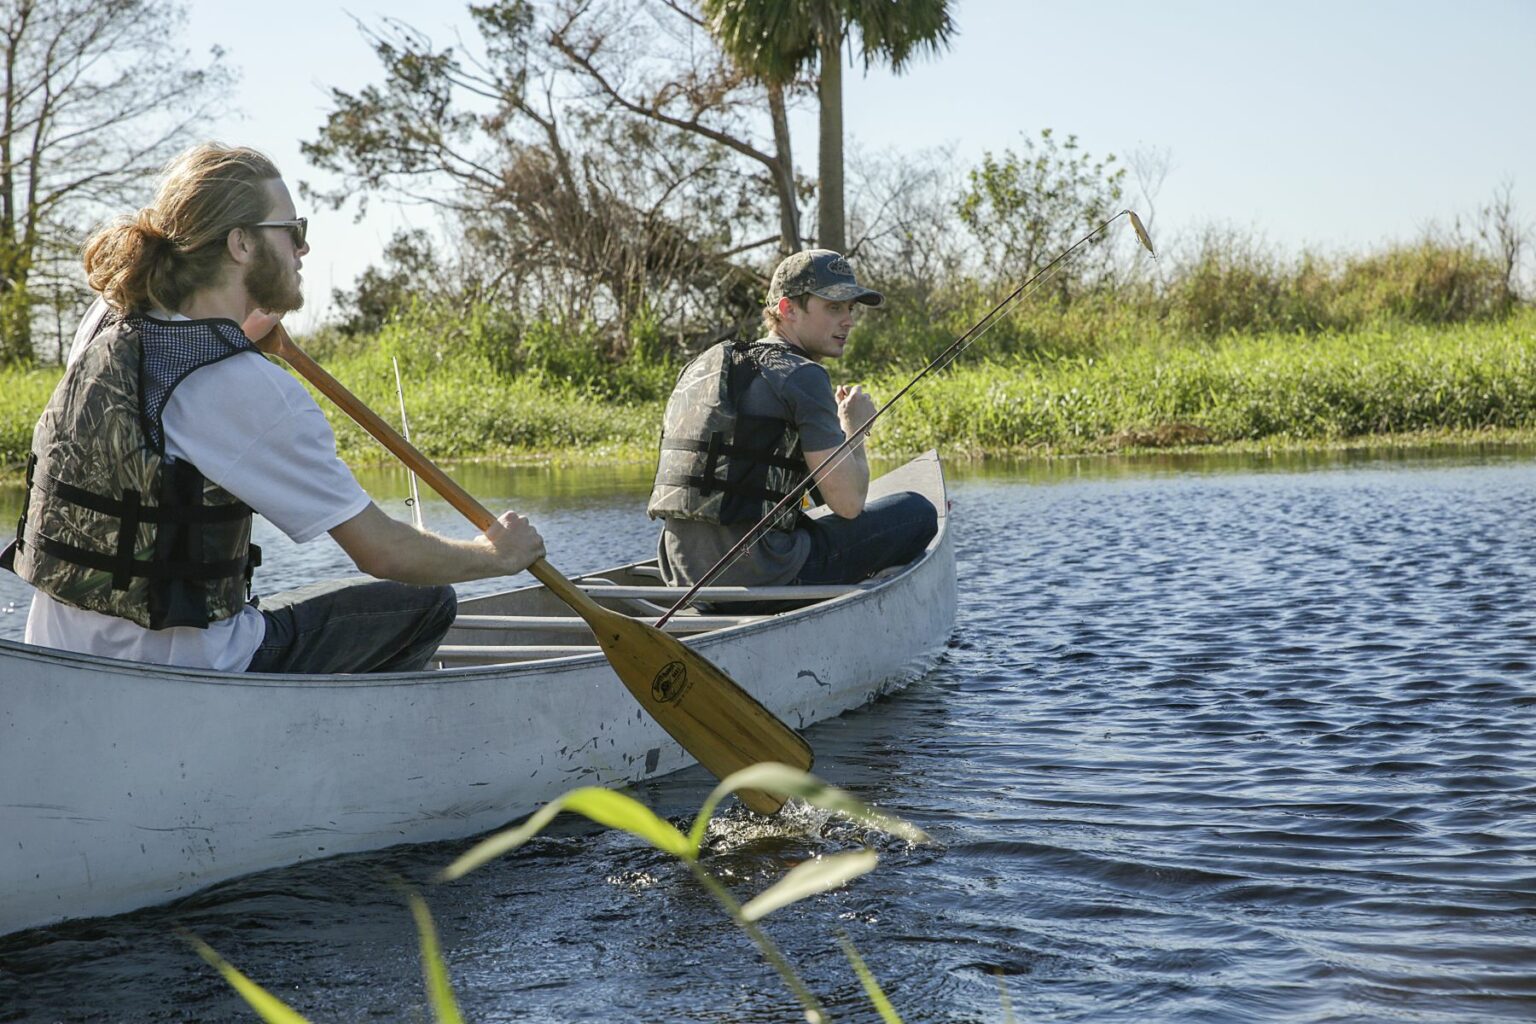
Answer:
[{"left": 0, "top": 452, "right": 956, "bottom": 936}]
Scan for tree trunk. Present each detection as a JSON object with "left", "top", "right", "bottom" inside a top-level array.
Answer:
[
  {"left": 767, "top": 83, "right": 800, "bottom": 256},
  {"left": 0, "top": 282, "right": 33, "bottom": 364},
  {"left": 0, "top": 10, "right": 23, "bottom": 361},
  {"left": 815, "top": 17, "right": 845, "bottom": 254}
]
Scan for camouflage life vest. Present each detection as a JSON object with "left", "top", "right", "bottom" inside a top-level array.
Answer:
[
  {"left": 1, "top": 314, "right": 261, "bottom": 629},
  {"left": 646, "top": 339, "right": 814, "bottom": 533}
]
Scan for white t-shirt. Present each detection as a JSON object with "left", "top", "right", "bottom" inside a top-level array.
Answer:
[{"left": 23, "top": 302, "right": 371, "bottom": 671}]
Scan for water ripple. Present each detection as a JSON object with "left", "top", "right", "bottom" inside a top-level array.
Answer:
[{"left": 3, "top": 452, "right": 1536, "bottom": 1022}]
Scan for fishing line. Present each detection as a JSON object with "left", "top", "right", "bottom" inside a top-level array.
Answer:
[{"left": 654, "top": 210, "right": 1156, "bottom": 627}]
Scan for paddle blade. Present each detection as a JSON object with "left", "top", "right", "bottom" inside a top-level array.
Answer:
[{"left": 592, "top": 611, "right": 813, "bottom": 815}]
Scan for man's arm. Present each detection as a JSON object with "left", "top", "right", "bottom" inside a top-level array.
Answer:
[
  {"left": 803, "top": 384, "right": 876, "bottom": 519},
  {"left": 330, "top": 502, "right": 545, "bottom": 584}
]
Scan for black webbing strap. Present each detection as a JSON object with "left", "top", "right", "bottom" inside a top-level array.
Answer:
[
  {"left": 654, "top": 472, "right": 788, "bottom": 505},
  {"left": 244, "top": 543, "right": 262, "bottom": 598},
  {"left": 113, "top": 489, "right": 142, "bottom": 590},
  {"left": 700, "top": 433, "right": 723, "bottom": 495},
  {"left": 4, "top": 454, "right": 39, "bottom": 571},
  {"left": 12, "top": 453, "right": 36, "bottom": 550},
  {"left": 30, "top": 534, "right": 250, "bottom": 583},
  {"left": 43, "top": 477, "right": 250, "bottom": 524},
  {"left": 658, "top": 436, "right": 803, "bottom": 471}
]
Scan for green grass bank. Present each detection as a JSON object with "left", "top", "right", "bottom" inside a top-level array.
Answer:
[
  {"left": 871, "top": 308, "right": 1536, "bottom": 455},
  {"left": 4, "top": 308, "right": 1535, "bottom": 482}
]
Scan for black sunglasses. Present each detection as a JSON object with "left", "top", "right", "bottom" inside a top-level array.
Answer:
[{"left": 249, "top": 216, "right": 307, "bottom": 248}]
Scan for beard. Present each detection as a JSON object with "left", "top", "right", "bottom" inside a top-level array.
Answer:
[{"left": 244, "top": 234, "right": 304, "bottom": 313}]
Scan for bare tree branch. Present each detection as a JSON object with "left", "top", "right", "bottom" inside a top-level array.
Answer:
[{"left": 0, "top": 0, "right": 235, "bottom": 363}]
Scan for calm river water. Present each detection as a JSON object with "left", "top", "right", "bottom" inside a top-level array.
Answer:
[{"left": 1, "top": 449, "right": 1533, "bottom": 1023}]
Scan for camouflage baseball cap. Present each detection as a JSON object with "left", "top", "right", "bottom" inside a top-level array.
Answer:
[{"left": 767, "top": 249, "right": 884, "bottom": 307}]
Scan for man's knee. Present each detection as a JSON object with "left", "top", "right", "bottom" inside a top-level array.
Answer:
[
  {"left": 914, "top": 493, "right": 938, "bottom": 531},
  {"left": 380, "top": 584, "right": 457, "bottom": 673},
  {"left": 390, "top": 580, "right": 457, "bottom": 642},
  {"left": 422, "top": 584, "right": 458, "bottom": 635},
  {"left": 898, "top": 491, "right": 938, "bottom": 537},
  {"left": 892, "top": 493, "right": 937, "bottom": 563}
]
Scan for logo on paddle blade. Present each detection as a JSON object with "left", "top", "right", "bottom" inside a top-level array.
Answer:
[{"left": 651, "top": 660, "right": 691, "bottom": 704}]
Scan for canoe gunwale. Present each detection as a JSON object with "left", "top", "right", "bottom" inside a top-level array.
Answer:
[{"left": 0, "top": 541, "right": 936, "bottom": 685}]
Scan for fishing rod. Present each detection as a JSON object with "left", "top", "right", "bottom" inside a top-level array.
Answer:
[
  {"left": 392, "top": 356, "right": 425, "bottom": 530},
  {"left": 654, "top": 209, "right": 1157, "bottom": 628}
]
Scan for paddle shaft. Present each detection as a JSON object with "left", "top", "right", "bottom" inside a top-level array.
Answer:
[{"left": 252, "top": 329, "right": 637, "bottom": 623}]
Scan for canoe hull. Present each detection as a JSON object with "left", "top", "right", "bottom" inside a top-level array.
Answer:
[{"left": 0, "top": 453, "right": 955, "bottom": 936}]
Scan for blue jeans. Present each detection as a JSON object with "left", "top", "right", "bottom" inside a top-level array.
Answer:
[
  {"left": 244, "top": 577, "right": 457, "bottom": 674},
  {"left": 727, "top": 491, "right": 938, "bottom": 614},
  {"left": 794, "top": 490, "right": 938, "bottom": 584}
]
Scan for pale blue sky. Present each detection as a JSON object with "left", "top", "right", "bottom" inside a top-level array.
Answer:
[{"left": 184, "top": 0, "right": 1535, "bottom": 331}]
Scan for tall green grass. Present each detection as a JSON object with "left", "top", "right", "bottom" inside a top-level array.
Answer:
[
  {"left": 316, "top": 340, "right": 664, "bottom": 465},
  {"left": 844, "top": 237, "right": 1522, "bottom": 372},
  {"left": 866, "top": 309, "right": 1536, "bottom": 454},
  {"left": 0, "top": 366, "right": 58, "bottom": 472},
  {"left": 0, "top": 312, "right": 670, "bottom": 474},
  {"left": 4, "top": 308, "right": 1534, "bottom": 480},
  {"left": 305, "top": 301, "right": 672, "bottom": 465}
]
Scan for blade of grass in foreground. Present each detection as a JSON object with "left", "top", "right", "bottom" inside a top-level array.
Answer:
[
  {"left": 436, "top": 764, "right": 926, "bottom": 1024},
  {"left": 740, "top": 850, "right": 879, "bottom": 922},
  {"left": 997, "top": 967, "right": 1017, "bottom": 1024},
  {"left": 440, "top": 787, "right": 692, "bottom": 880},
  {"left": 446, "top": 765, "right": 926, "bottom": 884},
  {"left": 186, "top": 936, "right": 313, "bottom": 1024},
  {"left": 838, "top": 932, "right": 903, "bottom": 1024},
  {"left": 408, "top": 891, "right": 464, "bottom": 1024},
  {"left": 688, "top": 762, "right": 930, "bottom": 851}
]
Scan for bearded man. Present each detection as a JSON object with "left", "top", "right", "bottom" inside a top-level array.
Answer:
[{"left": 1, "top": 144, "right": 544, "bottom": 673}]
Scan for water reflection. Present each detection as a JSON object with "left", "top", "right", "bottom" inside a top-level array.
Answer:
[
  {"left": 7, "top": 443, "right": 1536, "bottom": 641},
  {"left": 10, "top": 439, "right": 1536, "bottom": 523}
]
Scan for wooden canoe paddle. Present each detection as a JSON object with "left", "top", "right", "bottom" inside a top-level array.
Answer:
[{"left": 251, "top": 324, "right": 812, "bottom": 815}]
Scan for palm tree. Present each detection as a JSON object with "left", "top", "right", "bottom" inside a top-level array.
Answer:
[{"left": 701, "top": 0, "right": 956, "bottom": 256}]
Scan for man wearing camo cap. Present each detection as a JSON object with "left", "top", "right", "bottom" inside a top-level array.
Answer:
[{"left": 646, "top": 249, "right": 937, "bottom": 605}]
